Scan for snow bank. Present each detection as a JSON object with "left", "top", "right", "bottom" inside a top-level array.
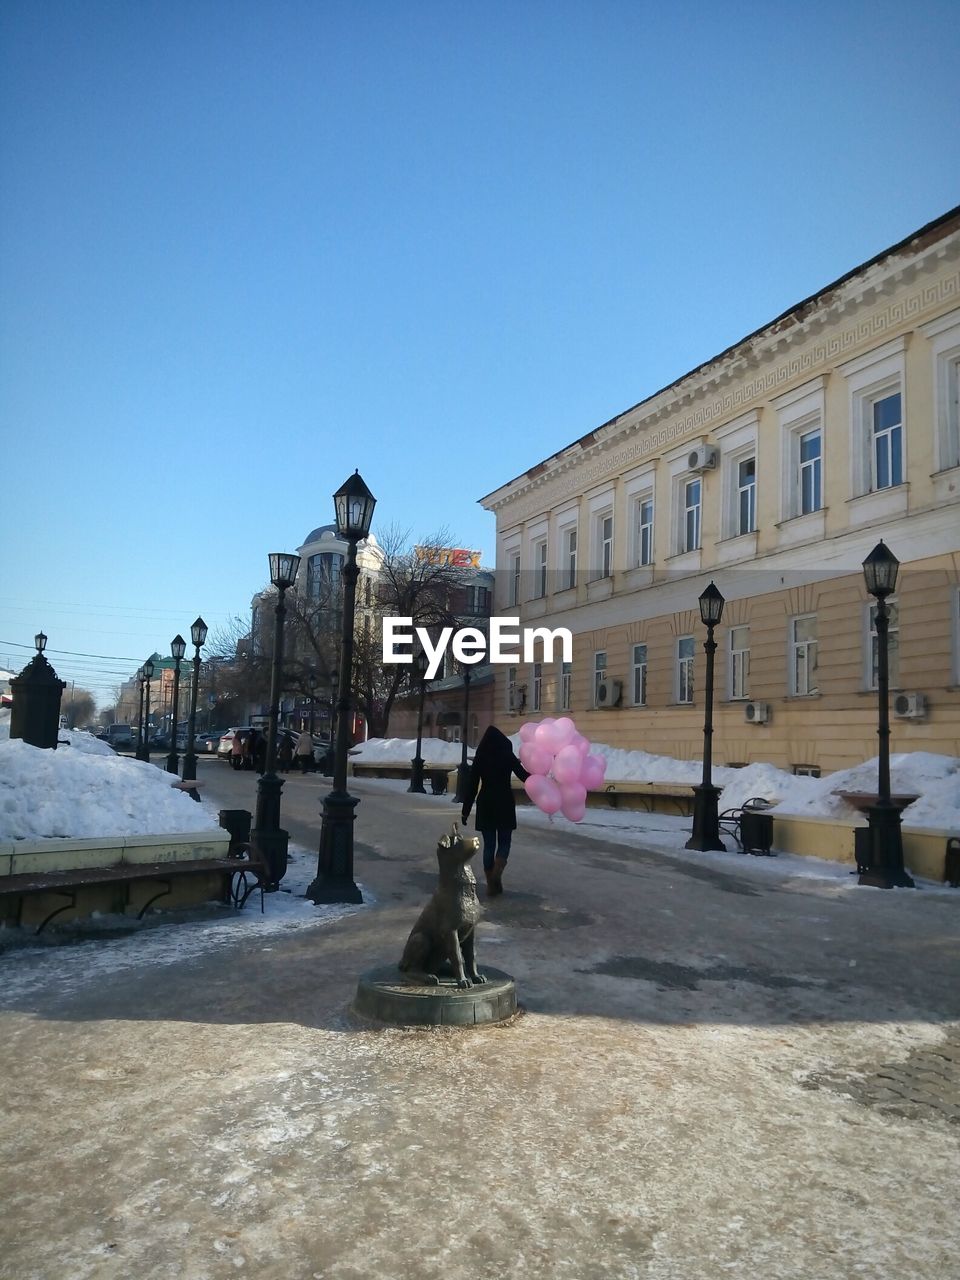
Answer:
[
  {"left": 349, "top": 736, "right": 468, "bottom": 765},
  {"left": 0, "top": 738, "right": 220, "bottom": 841}
]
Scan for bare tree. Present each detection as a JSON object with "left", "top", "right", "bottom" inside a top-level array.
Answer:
[{"left": 59, "top": 685, "right": 96, "bottom": 729}]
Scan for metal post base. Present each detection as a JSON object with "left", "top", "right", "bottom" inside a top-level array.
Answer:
[
  {"left": 408, "top": 756, "right": 426, "bottom": 793},
  {"left": 255, "top": 772, "right": 284, "bottom": 832},
  {"left": 685, "top": 784, "right": 725, "bottom": 852},
  {"left": 165, "top": 751, "right": 179, "bottom": 775},
  {"left": 181, "top": 751, "right": 198, "bottom": 782},
  {"left": 453, "top": 763, "right": 470, "bottom": 806},
  {"left": 858, "top": 805, "right": 915, "bottom": 889},
  {"left": 307, "top": 791, "right": 363, "bottom": 904}
]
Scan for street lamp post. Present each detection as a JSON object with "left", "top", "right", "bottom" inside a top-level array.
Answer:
[
  {"left": 308, "top": 671, "right": 317, "bottom": 735},
  {"left": 139, "top": 659, "right": 155, "bottom": 762},
  {"left": 251, "top": 553, "right": 302, "bottom": 890},
  {"left": 135, "top": 668, "right": 146, "bottom": 758},
  {"left": 165, "top": 635, "right": 186, "bottom": 774},
  {"left": 686, "top": 581, "right": 726, "bottom": 852},
  {"left": 453, "top": 666, "right": 473, "bottom": 805},
  {"left": 181, "top": 617, "right": 208, "bottom": 784},
  {"left": 408, "top": 649, "right": 430, "bottom": 793},
  {"left": 860, "top": 541, "right": 915, "bottom": 889},
  {"left": 308, "top": 470, "right": 375, "bottom": 905}
]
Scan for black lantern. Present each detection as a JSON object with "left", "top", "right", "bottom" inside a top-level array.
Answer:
[
  {"left": 251, "top": 553, "right": 302, "bottom": 889},
  {"left": 333, "top": 470, "right": 376, "bottom": 540},
  {"left": 181, "top": 617, "right": 208, "bottom": 786},
  {"left": 309, "top": 471, "right": 376, "bottom": 904},
  {"left": 858, "top": 541, "right": 913, "bottom": 889},
  {"left": 408, "top": 649, "right": 430, "bottom": 793},
  {"left": 140, "top": 658, "right": 155, "bottom": 762},
  {"left": 165, "top": 635, "right": 187, "bottom": 774},
  {"left": 35, "top": 631, "right": 47, "bottom": 654},
  {"left": 686, "top": 581, "right": 726, "bottom": 852}
]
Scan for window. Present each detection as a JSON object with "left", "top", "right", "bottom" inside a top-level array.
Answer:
[
  {"left": 868, "top": 599, "right": 900, "bottom": 689},
  {"left": 307, "top": 552, "right": 343, "bottom": 601},
  {"left": 922, "top": 310, "right": 960, "bottom": 473},
  {"left": 871, "top": 391, "right": 903, "bottom": 490},
  {"left": 560, "top": 661, "right": 572, "bottom": 711},
  {"left": 635, "top": 495, "right": 654, "bottom": 566},
  {"left": 506, "top": 666, "right": 518, "bottom": 713},
  {"left": 464, "top": 584, "right": 490, "bottom": 616},
  {"left": 737, "top": 457, "right": 756, "bottom": 535},
  {"left": 799, "top": 428, "right": 822, "bottom": 514},
  {"left": 532, "top": 662, "right": 542, "bottom": 712},
  {"left": 632, "top": 644, "right": 647, "bottom": 706},
  {"left": 793, "top": 764, "right": 821, "bottom": 778},
  {"left": 840, "top": 338, "right": 906, "bottom": 499},
  {"left": 563, "top": 526, "right": 578, "bottom": 590},
  {"left": 677, "top": 637, "right": 695, "bottom": 703},
  {"left": 594, "top": 651, "right": 607, "bottom": 706},
  {"left": 509, "top": 552, "right": 521, "bottom": 607},
  {"left": 534, "top": 539, "right": 547, "bottom": 599},
  {"left": 684, "top": 479, "right": 701, "bottom": 552},
  {"left": 790, "top": 615, "right": 818, "bottom": 696},
  {"left": 729, "top": 625, "right": 750, "bottom": 700},
  {"left": 597, "top": 513, "right": 613, "bottom": 578}
]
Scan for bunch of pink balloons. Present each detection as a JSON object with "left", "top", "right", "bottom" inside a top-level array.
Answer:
[{"left": 518, "top": 717, "right": 607, "bottom": 823}]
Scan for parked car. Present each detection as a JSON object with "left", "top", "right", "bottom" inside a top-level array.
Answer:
[
  {"left": 106, "top": 724, "right": 136, "bottom": 751},
  {"left": 194, "top": 731, "right": 221, "bottom": 753}
]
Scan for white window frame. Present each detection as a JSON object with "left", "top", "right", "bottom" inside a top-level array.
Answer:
[
  {"left": 560, "top": 660, "right": 572, "bottom": 711},
  {"left": 532, "top": 661, "right": 542, "bottom": 712},
  {"left": 920, "top": 308, "right": 960, "bottom": 476},
  {"left": 715, "top": 411, "right": 759, "bottom": 544},
  {"left": 839, "top": 338, "right": 907, "bottom": 499},
  {"left": 509, "top": 551, "right": 522, "bottom": 608},
  {"left": 500, "top": 533, "right": 522, "bottom": 611},
  {"left": 597, "top": 511, "right": 614, "bottom": 579},
  {"left": 773, "top": 377, "right": 826, "bottom": 529},
  {"left": 634, "top": 492, "right": 654, "bottom": 566},
  {"left": 870, "top": 389, "right": 903, "bottom": 491},
  {"left": 789, "top": 614, "right": 818, "bottom": 697},
  {"left": 594, "top": 651, "right": 607, "bottom": 706},
  {"left": 866, "top": 598, "right": 900, "bottom": 691},
  {"left": 506, "top": 665, "right": 518, "bottom": 713},
  {"left": 534, "top": 538, "right": 548, "bottom": 598},
  {"left": 557, "top": 519, "right": 578, "bottom": 591},
  {"left": 683, "top": 478, "right": 701, "bottom": 553},
  {"left": 631, "top": 643, "right": 647, "bottom": 706},
  {"left": 798, "top": 426, "right": 822, "bottom": 516},
  {"left": 736, "top": 456, "right": 757, "bottom": 535},
  {"left": 677, "top": 636, "right": 695, "bottom": 704},
  {"left": 729, "top": 625, "right": 750, "bottom": 700},
  {"left": 623, "top": 463, "right": 657, "bottom": 572}
]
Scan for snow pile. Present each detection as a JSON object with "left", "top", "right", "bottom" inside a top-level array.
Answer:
[
  {"left": 353, "top": 736, "right": 960, "bottom": 833},
  {"left": 0, "top": 738, "right": 221, "bottom": 841},
  {"left": 0, "top": 707, "right": 9, "bottom": 742},
  {"left": 57, "top": 728, "right": 115, "bottom": 757},
  {"left": 349, "top": 736, "right": 468, "bottom": 765}
]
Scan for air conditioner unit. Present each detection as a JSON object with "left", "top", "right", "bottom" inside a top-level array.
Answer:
[
  {"left": 687, "top": 444, "right": 719, "bottom": 473},
  {"left": 744, "top": 700, "right": 770, "bottom": 725},
  {"left": 596, "top": 679, "right": 623, "bottom": 709},
  {"left": 893, "top": 692, "right": 927, "bottom": 720}
]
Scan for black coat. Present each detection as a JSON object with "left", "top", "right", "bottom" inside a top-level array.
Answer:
[{"left": 462, "top": 726, "right": 529, "bottom": 832}]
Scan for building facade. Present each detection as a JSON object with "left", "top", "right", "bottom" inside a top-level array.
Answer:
[{"left": 481, "top": 208, "right": 960, "bottom": 775}]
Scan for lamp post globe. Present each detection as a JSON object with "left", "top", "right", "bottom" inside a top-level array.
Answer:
[
  {"left": 181, "top": 617, "right": 208, "bottom": 785},
  {"left": 859, "top": 541, "right": 914, "bottom": 889},
  {"left": 165, "top": 634, "right": 187, "bottom": 774},
  {"left": 251, "top": 555, "right": 302, "bottom": 890},
  {"left": 309, "top": 471, "right": 375, "bottom": 904},
  {"left": 686, "top": 581, "right": 726, "bottom": 852},
  {"left": 408, "top": 649, "right": 430, "bottom": 793}
]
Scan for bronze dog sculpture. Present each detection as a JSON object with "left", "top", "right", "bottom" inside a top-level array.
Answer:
[{"left": 398, "top": 823, "right": 486, "bottom": 988}]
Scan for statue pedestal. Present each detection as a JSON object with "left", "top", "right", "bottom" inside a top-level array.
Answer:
[{"left": 353, "top": 965, "right": 517, "bottom": 1027}]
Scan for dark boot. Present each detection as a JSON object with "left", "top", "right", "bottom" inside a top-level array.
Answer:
[
  {"left": 491, "top": 856, "right": 508, "bottom": 895},
  {"left": 484, "top": 865, "right": 499, "bottom": 897}
]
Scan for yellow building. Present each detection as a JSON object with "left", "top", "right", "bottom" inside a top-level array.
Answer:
[{"left": 481, "top": 207, "right": 960, "bottom": 776}]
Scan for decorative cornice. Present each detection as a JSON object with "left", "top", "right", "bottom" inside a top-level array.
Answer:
[{"left": 492, "top": 264, "right": 960, "bottom": 529}]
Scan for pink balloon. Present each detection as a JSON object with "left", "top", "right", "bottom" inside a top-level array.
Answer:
[
  {"left": 552, "top": 744, "right": 583, "bottom": 785},
  {"left": 520, "top": 743, "right": 554, "bottom": 777},
  {"left": 518, "top": 722, "right": 538, "bottom": 743},
  {"left": 570, "top": 733, "right": 591, "bottom": 757},
  {"left": 580, "top": 756, "right": 605, "bottom": 791},
  {"left": 525, "top": 773, "right": 562, "bottom": 815},
  {"left": 551, "top": 717, "right": 576, "bottom": 750},
  {"left": 561, "top": 788, "right": 587, "bottom": 822},
  {"left": 533, "top": 718, "right": 557, "bottom": 748}
]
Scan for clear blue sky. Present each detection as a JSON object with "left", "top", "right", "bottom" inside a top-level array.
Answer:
[{"left": 1, "top": 0, "right": 958, "bottom": 705}]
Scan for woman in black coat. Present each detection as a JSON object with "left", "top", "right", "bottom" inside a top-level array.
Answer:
[{"left": 461, "top": 725, "right": 529, "bottom": 897}]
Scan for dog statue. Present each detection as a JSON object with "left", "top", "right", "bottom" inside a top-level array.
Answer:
[{"left": 398, "top": 823, "right": 487, "bottom": 988}]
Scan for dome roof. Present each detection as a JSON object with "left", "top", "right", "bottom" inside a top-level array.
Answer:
[{"left": 300, "top": 523, "right": 338, "bottom": 546}]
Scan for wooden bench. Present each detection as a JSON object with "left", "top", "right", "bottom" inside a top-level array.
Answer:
[{"left": 0, "top": 856, "right": 266, "bottom": 933}]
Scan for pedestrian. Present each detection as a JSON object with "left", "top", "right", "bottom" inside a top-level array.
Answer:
[
  {"left": 230, "top": 729, "right": 243, "bottom": 771},
  {"left": 253, "top": 730, "right": 267, "bottom": 775},
  {"left": 277, "top": 734, "right": 294, "bottom": 773},
  {"left": 295, "top": 728, "right": 314, "bottom": 773},
  {"left": 460, "top": 725, "right": 529, "bottom": 898}
]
